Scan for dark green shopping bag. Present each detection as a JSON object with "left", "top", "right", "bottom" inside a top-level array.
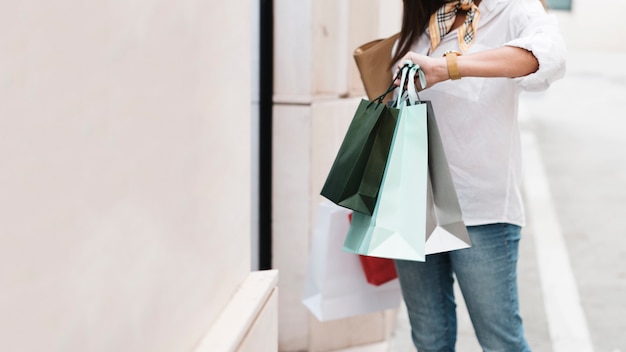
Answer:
[{"left": 320, "top": 81, "right": 400, "bottom": 215}]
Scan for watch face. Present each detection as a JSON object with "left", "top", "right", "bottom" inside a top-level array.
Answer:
[{"left": 444, "top": 50, "right": 462, "bottom": 56}]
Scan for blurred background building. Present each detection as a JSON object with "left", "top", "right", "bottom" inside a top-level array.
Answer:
[{"left": 0, "top": 0, "right": 624, "bottom": 351}]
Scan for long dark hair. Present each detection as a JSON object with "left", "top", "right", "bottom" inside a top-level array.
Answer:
[{"left": 390, "top": 0, "right": 446, "bottom": 68}]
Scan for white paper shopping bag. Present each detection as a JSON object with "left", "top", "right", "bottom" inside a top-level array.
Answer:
[{"left": 302, "top": 201, "right": 402, "bottom": 321}]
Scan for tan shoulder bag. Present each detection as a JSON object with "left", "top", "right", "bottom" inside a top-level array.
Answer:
[{"left": 353, "top": 33, "right": 400, "bottom": 102}]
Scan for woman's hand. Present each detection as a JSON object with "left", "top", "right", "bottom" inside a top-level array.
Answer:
[{"left": 394, "top": 52, "right": 449, "bottom": 90}]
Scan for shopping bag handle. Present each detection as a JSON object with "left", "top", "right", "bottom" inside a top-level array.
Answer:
[
  {"left": 396, "top": 64, "right": 415, "bottom": 107},
  {"left": 367, "top": 61, "right": 428, "bottom": 108},
  {"left": 366, "top": 68, "right": 404, "bottom": 109},
  {"left": 393, "top": 61, "right": 428, "bottom": 107},
  {"left": 406, "top": 65, "right": 420, "bottom": 104}
]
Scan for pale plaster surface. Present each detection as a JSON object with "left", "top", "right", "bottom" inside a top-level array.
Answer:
[
  {"left": 273, "top": 0, "right": 404, "bottom": 350},
  {"left": 312, "top": 0, "right": 350, "bottom": 96},
  {"left": 274, "top": 0, "right": 313, "bottom": 102},
  {"left": 273, "top": 105, "right": 313, "bottom": 351},
  {"left": 238, "top": 288, "right": 280, "bottom": 352},
  {"left": 0, "top": 1, "right": 270, "bottom": 351},
  {"left": 196, "top": 270, "right": 279, "bottom": 352}
]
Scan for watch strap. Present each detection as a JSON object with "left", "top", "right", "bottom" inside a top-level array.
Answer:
[{"left": 444, "top": 51, "right": 462, "bottom": 80}]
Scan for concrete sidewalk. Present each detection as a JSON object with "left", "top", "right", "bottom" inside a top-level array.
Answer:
[{"left": 517, "top": 50, "right": 626, "bottom": 352}]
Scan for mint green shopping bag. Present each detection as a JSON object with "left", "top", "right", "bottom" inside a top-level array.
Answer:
[{"left": 343, "top": 63, "right": 471, "bottom": 262}]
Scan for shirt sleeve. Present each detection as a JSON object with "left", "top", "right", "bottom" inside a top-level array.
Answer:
[{"left": 504, "top": 0, "right": 567, "bottom": 91}]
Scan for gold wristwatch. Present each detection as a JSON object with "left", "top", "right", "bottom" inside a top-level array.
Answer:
[{"left": 443, "top": 50, "right": 462, "bottom": 80}]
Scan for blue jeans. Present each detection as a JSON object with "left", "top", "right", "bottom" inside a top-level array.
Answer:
[{"left": 394, "top": 223, "right": 531, "bottom": 352}]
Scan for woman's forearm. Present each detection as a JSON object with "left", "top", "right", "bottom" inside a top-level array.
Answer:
[
  {"left": 457, "top": 46, "right": 539, "bottom": 79},
  {"left": 398, "top": 46, "right": 539, "bottom": 88}
]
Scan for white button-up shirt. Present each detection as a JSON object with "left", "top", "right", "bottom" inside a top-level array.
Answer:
[{"left": 399, "top": 0, "right": 566, "bottom": 226}]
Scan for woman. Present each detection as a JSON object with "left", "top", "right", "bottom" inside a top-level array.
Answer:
[{"left": 391, "top": 0, "right": 566, "bottom": 351}]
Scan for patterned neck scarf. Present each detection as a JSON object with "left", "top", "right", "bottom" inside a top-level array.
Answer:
[{"left": 429, "top": 0, "right": 481, "bottom": 53}]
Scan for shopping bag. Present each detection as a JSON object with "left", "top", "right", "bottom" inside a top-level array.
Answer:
[
  {"left": 302, "top": 201, "right": 402, "bottom": 321},
  {"left": 348, "top": 213, "right": 398, "bottom": 286},
  {"left": 344, "top": 65, "right": 428, "bottom": 261},
  {"left": 320, "top": 80, "right": 400, "bottom": 215},
  {"left": 344, "top": 63, "right": 471, "bottom": 262},
  {"left": 424, "top": 101, "right": 472, "bottom": 253},
  {"left": 358, "top": 255, "right": 398, "bottom": 286}
]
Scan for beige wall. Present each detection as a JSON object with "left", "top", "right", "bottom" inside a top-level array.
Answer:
[{"left": 0, "top": 1, "right": 276, "bottom": 351}]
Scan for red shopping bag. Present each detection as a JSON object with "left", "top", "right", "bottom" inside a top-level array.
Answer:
[
  {"left": 358, "top": 255, "right": 398, "bottom": 286},
  {"left": 348, "top": 213, "right": 398, "bottom": 286}
]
